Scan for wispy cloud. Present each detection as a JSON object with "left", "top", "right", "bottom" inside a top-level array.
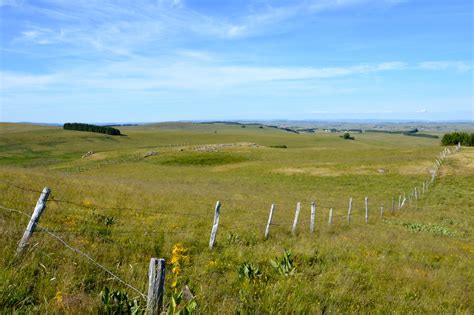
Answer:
[
  {"left": 417, "top": 61, "right": 472, "bottom": 72},
  {"left": 1, "top": 60, "right": 467, "bottom": 93}
]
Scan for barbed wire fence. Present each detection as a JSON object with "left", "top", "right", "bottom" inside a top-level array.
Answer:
[{"left": 0, "top": 143, "right": 461, "bottom": 313}]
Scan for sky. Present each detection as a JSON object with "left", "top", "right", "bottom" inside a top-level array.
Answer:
[{"left": 0, "top": 0, "right": 473, "bottom": 123}]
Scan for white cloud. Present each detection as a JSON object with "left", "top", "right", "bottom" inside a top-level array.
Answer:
[{"left": 417, "top": 61, "right": 472, "bottom": 72}]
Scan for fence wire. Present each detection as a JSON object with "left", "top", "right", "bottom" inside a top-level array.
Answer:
[{"left": 0, "top": 205, "right": 147, "bottom": 300}]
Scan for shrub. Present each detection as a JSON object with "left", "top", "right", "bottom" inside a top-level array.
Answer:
[{"left": 341, "top": 133, "right": 355, "bottom": 140}]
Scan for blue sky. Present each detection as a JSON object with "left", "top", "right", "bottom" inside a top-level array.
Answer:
[{"left": 0, "top": 0, "right": 472, "bottom": 123}]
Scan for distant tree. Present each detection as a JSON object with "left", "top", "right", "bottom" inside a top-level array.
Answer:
[{"left": 441, "top": 132, "right": 473, "bottom": 146}]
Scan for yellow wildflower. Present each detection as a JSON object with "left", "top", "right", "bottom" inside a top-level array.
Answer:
[
  {"left": 172, "top": 266, "right": 181, "bottom": 275},
  {"left": 55, "top": 291, "right": 63, "bottom": 308}
]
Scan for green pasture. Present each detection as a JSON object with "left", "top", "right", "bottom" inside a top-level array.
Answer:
[{"left": 0, "top": 122, "right": 472, "bottom": 313}]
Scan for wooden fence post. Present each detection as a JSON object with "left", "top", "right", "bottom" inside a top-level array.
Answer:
[
  {"left": 380, "top": 203, "right": 384, "bottom": 218},
  {"left": 291, "top": 202, "right": 301, "bottom": 235},
  {"left": 347, "top": 198, "right": 353, "bottom": 224},
  {"left": 310, "top": 202, "right": 316, "bottom": 233},
  {"left": 328, "top": 208, "right": 333, "bottom": 225},
  {"left": 398, "top": 195, "right": 401, "bottom": 210},
  {"left": 147, "top": 258, "right": 165, "bottom": 315},
  {"left": 364, "top": 197, "right": 368, "bottom": 224},
  {"left": 414, "top": 187, "right": 418, "bottom": 200},
  {"left": 16, "top": 187, "right": 51, "bottom": 256},
  {"left": 264, "top": 204, "right": 275, "bottom": 240},
  {"left": 209, "top": 201, "right": 221, "bottom": 249}
]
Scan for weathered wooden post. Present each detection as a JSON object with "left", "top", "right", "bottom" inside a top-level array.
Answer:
[
  {"left": 347, "top": 198, "right": 353, "bottom": 224},
  {"left": 310, "top": 202, "right": 316, "bottom": 233},
  {"left": 16, "top": 187, "right": 51, "bottom": 256},
  {"left": 328, "top": 208, "right": 333, "bottom": 225},
  {"left": 364, "top": 197, "right": 368, "bottom": 224},
  {"left": 264, "top": 204, "right": 275, "bottom": 240},
  {"left": 147, "top": 258, "right": 165, "bottom": 315},
  {"left": 380, "top": 203, "right": 384, "bottom": 218},
  {"left": 291, "top": 202, "right": 301, "bottom": 235},
  {"left": 414, "top": 187, "right": 418, "bottom": 201},
  {"left": 209, "top": 201, "right": 221, "bottom": 249},
  {"left": 398, "top": 195, "right": 401, "bottom": 210},
  {"left": 422, "top": 182, "right": 426, "bottom": 194}
]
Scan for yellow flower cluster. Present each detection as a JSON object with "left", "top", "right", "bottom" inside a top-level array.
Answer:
[{"left": 170, "top": 243, "right": 189, "bottom": 289}]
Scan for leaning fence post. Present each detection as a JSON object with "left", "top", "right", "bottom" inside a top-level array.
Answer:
[
  {"left": 347, "top": 198, "right": 352, "bottom": 224},
  {"left": 264, "top": 204, "right": 275, "bottom": 240},
  {"left": 328, "top": 208, "right": 333, "bottom": 225},
  {"left": 209, "top": 201, "right": 221, "bottom": 249},
  {"left": 310, "top": 202, "right": 316, "bottom": 233},
  {"left": 147, "top": 258, "right": 165, "bottom": 315},
  {"left": 16, "top": 187, "right": 51, "bottom": 256},
  {"left": 291, "top": 202, "right": 301, "bottom": 235},
  {"left": 401, "top": 197, "right": 406, "bottom": 208},
  {"left": 364, "top": 197, "right": 369, "bottom": 223}
]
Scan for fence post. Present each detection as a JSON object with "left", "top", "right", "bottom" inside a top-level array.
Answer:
[
  {"left": 380, "top": 203, "right": 384, "bottom": 218},
  {"left": 291, "top": 202, "right": 301, "bottom": 235},
  {"left": 398, "top": 195, "right": 401, "bottom": 209},
  {"left": 364, "top": 197, "right": 368, "bottom": 224},
  {"left": 310, "top": 202, "right": 316, "bottom": 233},
  {"left": 209, "top": 201, "right": 221, "bottom": 249},
  {"left": 415, "top": 187, "right": 418, "bottom": 201},
  {"left": 391, "top": 197, "right": 395, "bottom": 213},
  {"left": 328, "top": 208, "right": 333, "bottom": 225},
  {"left": 347, "top": 197, "right": 352, "bottom": 224},
  {"left": 147, "top": 258, "right": 165, "bottom": 315},
  {"left": 264, "top": 204, "right": 275, "bottom": 240},
  {"left": 422, "top": 182, "right": 425, "bottom": 194},
  {"left": 16, "top": 187, "right": 51, "bottom": 256}
]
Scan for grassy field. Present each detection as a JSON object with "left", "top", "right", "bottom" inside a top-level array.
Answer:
[{"left": 0, "top": 122, "right": 473, "bottom": 313}]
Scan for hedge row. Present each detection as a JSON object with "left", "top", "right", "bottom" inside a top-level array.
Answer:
[{"left": 63, "top": 123, "right": 121, "bottom": 135}]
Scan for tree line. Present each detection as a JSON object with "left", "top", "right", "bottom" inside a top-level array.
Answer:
[
  {"left": 63, "top": 123, "right": 121, "bottom": 135},
  {"left": 441, "top": 132, "right": 473, "bottom": 146}
]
